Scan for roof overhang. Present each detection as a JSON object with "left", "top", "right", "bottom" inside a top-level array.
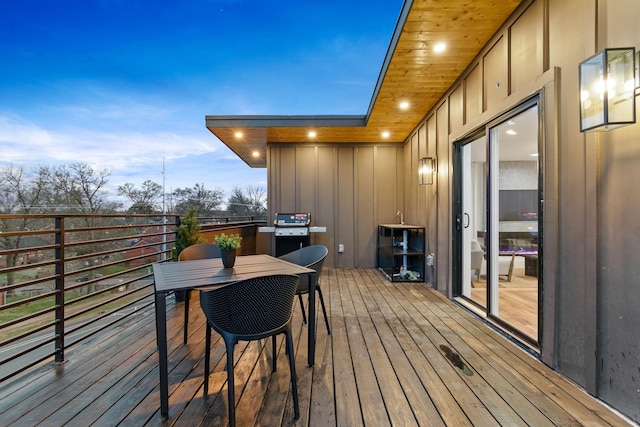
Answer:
[{"left": 206, "top": 0, "right": 523, "bottom": 168}]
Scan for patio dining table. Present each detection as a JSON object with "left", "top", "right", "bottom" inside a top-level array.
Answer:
[{"left": 152, "top": 254, "right": 315, "bottom": 418}]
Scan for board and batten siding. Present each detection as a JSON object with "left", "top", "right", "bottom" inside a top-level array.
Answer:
[{"left": 267, "top": 143, "right": 404, "bottom": 269}]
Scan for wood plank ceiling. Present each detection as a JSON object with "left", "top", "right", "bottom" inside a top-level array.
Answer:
[{"left": 206, "top": 0, "right": 523, "bottom": 167}]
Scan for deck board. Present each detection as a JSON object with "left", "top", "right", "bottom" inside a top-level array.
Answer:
[
  {"left": 0, "top": 268, "right": 633, "bottom": 427},
  {"left": 362, "top": 269, "right": 479, "bottom": 426}
]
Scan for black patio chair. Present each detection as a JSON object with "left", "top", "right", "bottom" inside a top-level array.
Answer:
[
  {"left": 278, "top": 245, "right": 330, "bottom": 334},
  {"left": 178, "top": 243, "right": 221, "bottom": 344},
  {"left": 200, "top": 274, "right": 300, "bottom": 427}
]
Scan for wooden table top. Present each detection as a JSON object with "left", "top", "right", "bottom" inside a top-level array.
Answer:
[{"left": 152, "top": 254, "right": 314, "bottom": 292}]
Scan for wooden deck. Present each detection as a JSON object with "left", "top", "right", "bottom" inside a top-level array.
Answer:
[{"left": 0, "top": 268, "right": 633, "bottom": 426}]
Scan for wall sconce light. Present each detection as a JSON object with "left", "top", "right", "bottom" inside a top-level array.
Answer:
[
  {"left": 579, "top": 47, "right": 636, "bottom": 132},
  {"left": 419, "top": 157, "right": 436, "bottom": 185}
]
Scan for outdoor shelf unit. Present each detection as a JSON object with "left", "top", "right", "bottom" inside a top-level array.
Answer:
[{"left": 377, "top": 224, "right": 426, "bottom": 282}]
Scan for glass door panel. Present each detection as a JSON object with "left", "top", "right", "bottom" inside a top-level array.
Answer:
[
  {"left": 488, "top": 105, "right": 539, "bottom": 342},
  {"left": 461, "top": 136, "right": 487, "bottom": 307}
]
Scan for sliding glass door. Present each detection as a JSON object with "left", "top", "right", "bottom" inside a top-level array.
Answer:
[{"left": 456, "top": 98, "right": 541, "bottom": 345}]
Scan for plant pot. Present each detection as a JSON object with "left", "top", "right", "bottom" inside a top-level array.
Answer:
[{"left": 221, "top": 248, "right": 237, "bottom": 268}]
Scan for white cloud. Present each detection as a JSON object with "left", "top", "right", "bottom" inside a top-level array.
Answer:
[
  {"left": 0, "top": 113, "right": 222, "bottom": 172},
  {"left": 0, "top": 112, "right": 266, "bottom": 201}
]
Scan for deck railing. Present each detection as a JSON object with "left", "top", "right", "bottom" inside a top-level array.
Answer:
[{"left": 0, "top": 213, "right": 266, "bottom": 383}]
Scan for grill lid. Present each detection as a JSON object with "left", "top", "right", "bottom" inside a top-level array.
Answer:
[{"left": 274, "top": 213, "right": 311, "bottom": 227}]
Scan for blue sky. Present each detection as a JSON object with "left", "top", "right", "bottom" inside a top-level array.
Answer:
[{"left": 0, "top": 0, "right": 401, "bottom": 205}]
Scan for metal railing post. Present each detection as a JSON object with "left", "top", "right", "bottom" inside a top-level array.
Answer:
[{"left": 54, "top": 216, "right": 65, "bottom": 364}]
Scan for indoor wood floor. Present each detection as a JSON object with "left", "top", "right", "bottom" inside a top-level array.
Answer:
[
  {"left": 470, "top": 266, "right": 539, "bottom": 340},
  {"left": 0, "top": 268, "right": 633, "bottom": 426}
]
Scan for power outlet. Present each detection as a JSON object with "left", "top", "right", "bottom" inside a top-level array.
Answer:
[{"left": 338, "top": 244, "right": 345, "bottom": 253}]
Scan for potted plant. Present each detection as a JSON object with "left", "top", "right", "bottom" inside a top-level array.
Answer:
[
  {"left": 214, "top": 232, "right": 242, "bottom": 268},
  {"left": 172, "top": 207, "right": 203, "bottom": 261},
  {"left": 172, "top": 207, "right": 202, "bottom": 301}
]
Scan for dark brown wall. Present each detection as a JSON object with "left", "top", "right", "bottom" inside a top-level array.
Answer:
[
  {"left": 267, "top": 144, "right": 404, "bottom": 268},
  {"left": 589, "top": 1, "right": 640, "bottom": 420}
]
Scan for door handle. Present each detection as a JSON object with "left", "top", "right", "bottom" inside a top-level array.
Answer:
[{"left": 464, "top": 213, "right": 470, "bottom": 229}]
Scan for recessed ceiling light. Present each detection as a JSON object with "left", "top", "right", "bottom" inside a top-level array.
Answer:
[
  {"left": 252, "top": 150, "right": 260, "bottom": 158},
  {"left": 234, "top": 131, "right": 243, "bottom": 138},
  {"left": 381, "top": 131, "right": 390, "bottom": 138},
  {"left": 434, "top": 42, "right": 446, "bottom": 53},
  {"left": 399, "top": 101, "right": 409, "bottom": 110},
  {"left": 308, "top": 130, "right": 317, "bottom": 138}
]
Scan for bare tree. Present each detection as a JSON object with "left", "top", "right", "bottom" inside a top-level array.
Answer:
[
  {"left": 37, "top": 163, "right": 119, "bottom": 292},
  {"left": 0, "top": 165, "right": 49, "bottom": 300},
  {"left": 226, "top": 185, "right": 267, "bottom": 219},
  {"left": 118, "top": 180, "right": 163, "bottom": 213},
  {"left": 40, "top": 162, "right": 118, "bottom": 214},
  {"left": 171, "top": 183, "right": 224, "bottom": 216},
  {"left": 0, "top": 165, "right": 48, "bottom": 214},
  {"left": 246, "top": 185, "right": 267, "bottom": 219}
]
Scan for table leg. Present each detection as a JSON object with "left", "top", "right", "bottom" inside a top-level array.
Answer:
[
  {"left": 155, "top": 291, "right": 169, "bottom": 418},
  {"left": 308, "top": 271, "right": 316, "bottom": 367}
]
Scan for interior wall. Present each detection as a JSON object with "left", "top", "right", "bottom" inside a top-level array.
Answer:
[
  {"left": 499, "top": 161, "right": 538, "bottom": 189},
  {"left": 267, "top": 143, "right": 404, "bottom": 268}
]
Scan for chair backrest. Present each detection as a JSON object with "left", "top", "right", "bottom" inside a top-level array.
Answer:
[
  {"left": 200, "top": 274, "right": 300, "bottom": 337},
  {"left": 178, "top": 243, "right": 221, "bottom": 261},
  {"left": 278, "top": 245, "right": 328, "bottom": 293}
]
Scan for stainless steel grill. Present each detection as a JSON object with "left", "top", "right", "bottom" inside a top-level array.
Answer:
[
  {"left": 274, "top": 213, "right": 310, "bottom": 236},
  {"left": 259, "top": 213, "right": 325, "bottom": 256}
]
